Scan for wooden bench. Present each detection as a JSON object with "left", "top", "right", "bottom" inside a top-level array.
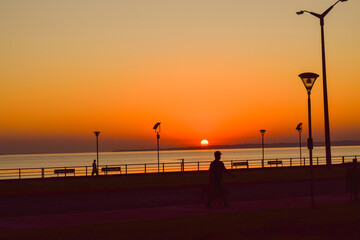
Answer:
[
  {"left": 231, "top": 161, "right": 249, "bottom": 169},
  {"left": 54, "top": 168, "right": 75, "bottom": 177},
  {"left": 101, "top": 166, "right": 121, "bottom": 175},
  {"left": 267, "top": 160, "right": 283, "bottom": 167}
]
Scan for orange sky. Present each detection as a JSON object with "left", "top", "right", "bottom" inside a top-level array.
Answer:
[{"left": 0, "top": 0, "right": 359, "bottom": 154}]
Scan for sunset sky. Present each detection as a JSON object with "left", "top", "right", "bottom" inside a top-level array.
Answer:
[{"left": 1, "top": 0, "right": 359, "bottom": 154}]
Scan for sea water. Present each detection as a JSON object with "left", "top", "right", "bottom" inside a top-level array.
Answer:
[{"left": 0, "top": 146, "right": 359, "bottom": 169}]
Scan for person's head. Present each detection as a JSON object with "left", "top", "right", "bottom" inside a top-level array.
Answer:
[
  {"left": 93, "top": 160, "right": 96, "bottom": 163},
  {"left": 214, "top": 151, "right": 222, "bottom": 160}
]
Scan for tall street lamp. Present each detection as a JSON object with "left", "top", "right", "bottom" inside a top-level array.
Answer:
[
  {"left": 299, "top": 72, "right": 319, "bottom": 207},
  {"left": 260, "top": 130, "right": 266, "bottom": 168},
  {"left": 296, "top": 123, "right": 303, "bottom": 165},
  {"left": 94, "top": 131, "right": 100, "bottom": 171},
  {"left": 297, "top": 0, "right": 348, "bottom": 166},
  {"left": 153, "top": 122, "right": 161, "bottom": 173}
]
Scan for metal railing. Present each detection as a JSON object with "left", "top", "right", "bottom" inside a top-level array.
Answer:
[{"left": 0, "top": 155, "right": 358, "bottom": 180}]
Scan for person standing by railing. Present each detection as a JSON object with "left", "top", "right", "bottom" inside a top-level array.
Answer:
[
  {"left": 92, "top": 160, "right": 98, "bottom": 176},
  {"left": 346, "top": 158, "right": 359, "bottom": 202},
  {"left": 206, "top": 151, "right": 230, "bottom": 208}
]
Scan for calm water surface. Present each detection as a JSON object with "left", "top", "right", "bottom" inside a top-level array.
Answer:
[{"left": 0, "top": 146, "right": 359, "bottom": 169}]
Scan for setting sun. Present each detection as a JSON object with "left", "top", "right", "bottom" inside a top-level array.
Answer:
[{"left": 201, "top": 139, "right": 209, "bottom": 146}]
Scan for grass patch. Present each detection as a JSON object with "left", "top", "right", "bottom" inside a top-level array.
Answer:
[{"left": 1, "top": 202, "right": 360, "bottom": 240}]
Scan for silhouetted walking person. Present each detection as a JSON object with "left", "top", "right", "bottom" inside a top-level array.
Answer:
[
  {"left": 92, "top": 159, "right": 98, "bottom": 176},
  {"left": 206, "top": 151, "right": 229, "bottom": 208},
  {"left": 346, "top": 158, "right": 359, "bottom": 202}
]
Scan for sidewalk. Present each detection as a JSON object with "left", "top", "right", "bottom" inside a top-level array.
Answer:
[{"left": 0, "top": 193, "right": 349, "bottom": 230}]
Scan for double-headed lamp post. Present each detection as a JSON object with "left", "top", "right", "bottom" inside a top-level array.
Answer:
[
  {"left": 299, "top": 72, "right": 319, "bottom": 207},
  {"left": 297, "top": 0, "right": 348, "bottom": 166},
  {"left": 153, "top": 122, "right": 161, "bottom": 173},
  {"left": 94, "top": 131, "right": 100, "bottom": 170},
  {"left": 260, "top": 130, "right": 266, "bottom": 168}
]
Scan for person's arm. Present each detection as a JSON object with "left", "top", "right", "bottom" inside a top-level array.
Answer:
[{"left": 222, "top": 162, "right": 232, "bottom": 175}]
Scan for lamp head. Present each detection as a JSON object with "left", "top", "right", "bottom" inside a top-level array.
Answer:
[
  {"left": 298, "top": 72, "right": 319, "bottom": 92},
  {"left": 94, "top": 131, "right": 100, "bottom": 136},
  {"left": 340, "top": 0, "right": 347, "bottom": 2},
  {"left": 153, "top": 122, "right": 161, "bottom": 132},
  {"left": 296, "top": 11, "right": 304, "bottom": 15},
  {"left": 296, "top": 123, "right": 303, "bottom": 131},
  {"left": 260, "top": 129, "right": 266, "bottom": 135}
]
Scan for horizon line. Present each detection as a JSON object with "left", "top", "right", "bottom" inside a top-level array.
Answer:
[{"left": 2, "top": 140, "right": 360, "bottom": 156}]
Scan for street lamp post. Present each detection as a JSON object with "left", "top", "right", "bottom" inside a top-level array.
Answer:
[
  {"left": 297, "top": 0, "right": 348, "bottom": 166},
  {"left": 94, "top": 131, "right": 100, "bottom": 171},
  {"left": 299, "top": 72, "right": 319, "bottom": 207},
  {"left": 260, "top": 130, "right": 266, "bottom": 168},
  {"left": 153, "top": 122, "right": 161, "bottom": 173},
  {"left": 296, "top": 123, "right": 303, "bottom": 165}
]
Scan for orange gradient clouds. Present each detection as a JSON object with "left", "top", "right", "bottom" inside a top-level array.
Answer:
[{"left": 0, "top": 0, "right": 359, "bottom": 154}]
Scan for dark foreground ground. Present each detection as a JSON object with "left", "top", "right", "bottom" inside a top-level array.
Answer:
[{"left": 0, "top": 165, "right": 359, "bottom": 239}]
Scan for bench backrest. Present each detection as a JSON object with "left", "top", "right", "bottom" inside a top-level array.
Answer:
[
  {"left": 101, "top": 167, "right": 121, "bottom": 171},
  {"left": 54, "top": 169, "right": 75, "bottom": 174},
  {"left": 267, "top": 161, "right": 282, "bottom": 164},
  {"left": 232, "top": 162, "right": 248, "bottom": 166}
]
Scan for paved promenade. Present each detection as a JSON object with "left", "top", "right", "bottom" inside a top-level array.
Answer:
[
  {"left": 0, "top": 178, "right": 351, "bottom": 230},
  {"left": 0, "top": 193, "right": 349, "bottom": 230}
]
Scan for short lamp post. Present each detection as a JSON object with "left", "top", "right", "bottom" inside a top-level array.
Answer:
[
  {"left": 260, "top": 130, "right": 266, "bottom": 168},
  {"left": 296, "top": 123, "right": 303, "bottom": 165},
  {"left": 298, "top": 72, "right": 319, "bottom": 207},
  {"left": 94, "top": 131, "right": 100, "bottom": 170},
  {"left": 153, "top": 122, "right": 161, "bottom": 173}
]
